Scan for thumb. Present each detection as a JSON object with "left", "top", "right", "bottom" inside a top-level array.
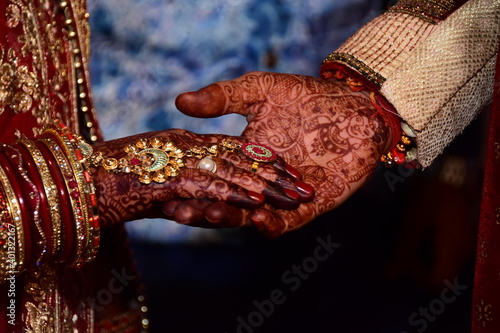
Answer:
[
  {"left": 176, "top": 71, "right": 268, "bottom": 118},
  {"left": 175, "top": 84, "right": 229, "bottom": 118}
]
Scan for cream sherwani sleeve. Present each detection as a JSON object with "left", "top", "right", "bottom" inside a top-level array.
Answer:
[{"left": 321, "top": 0, "right": 500, "bottom": 167}]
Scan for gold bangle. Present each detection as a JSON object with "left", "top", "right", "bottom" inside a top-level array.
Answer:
[
  {"left": 17, "top": 139, "right": 63, "bottom": 257},
  {"left": 53, "top": 130, "right": 94, "bottom": 261},
  {"left": 0, "top": 186, "right": 13, "bottom": 281},
  {"left": 0, "top": 165, "right": 25, "bottom": 275}
]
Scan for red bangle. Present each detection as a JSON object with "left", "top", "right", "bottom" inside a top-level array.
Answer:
[
  {"left": 35, "top": 140, "right": 76, "bottom": 264},
  {"left": 0, "top": 150, "right": 32, "bottom": 268},
  {"left": 0, "top": 146, "right": 44, "bottom": 265},
  {"left": 14, "top": 141, "right": 55, "bottom": 261},
  {"left": 17, "top": 139, "right": 63, "bottom": 258}
]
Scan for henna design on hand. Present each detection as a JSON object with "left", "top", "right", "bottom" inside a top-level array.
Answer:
[{"left": 178, "top": 72, "right": 391, "bottom": 236}]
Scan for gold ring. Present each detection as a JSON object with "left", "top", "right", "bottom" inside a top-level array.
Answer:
[{"left": 251, "top": 161, "right": 259, "bottom": 173}]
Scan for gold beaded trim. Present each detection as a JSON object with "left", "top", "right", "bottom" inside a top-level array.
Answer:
[
  {"left": 322, "top": 53, "right": 386, "bottom": 87},
  {"left": 59, "top": 0, "right": 100, "bottom": 142},
  {"left": 388, "top": 0, "right": 456, "bottom": 24}
]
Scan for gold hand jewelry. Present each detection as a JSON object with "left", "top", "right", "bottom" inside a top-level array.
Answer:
[
  {"left": 91, "top": 137, "right": 186, "bottom": 185},
  {"left": 92, "top": 137, "right": 277, "bottom": 184}
]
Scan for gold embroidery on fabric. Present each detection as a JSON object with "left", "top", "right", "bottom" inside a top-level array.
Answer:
[
  {"left": 25, "top": 267, "right": 57, "bottom": 333},
  {"left": 6, "top": 4, "right": 21, "bottom": 27},
  {"left": 322, "top": 52, "right": 386, "bottom": 87},
  {"left": 4, "top": 0, "right": 80, "bottom": 135},
  {"left": 24, "top": 265, "right": 94, "bottom": 333},
  {"left": 388, "top": 0, "right": 456, "bottom": 24},
  {"left": 494, "top": 141, "right": 500, "bottom": 160},
  {"left": 0, "top": 47, "right": 39, "bottom": 115},
  {"left": 476, "top": 299, "right": 493, "bottom": 327},
  {"left": 26, "top": 302, "right": 54, "bottom": 333},
  {"left": 480, "top": 239, "right": 488, "bottom": 259}
]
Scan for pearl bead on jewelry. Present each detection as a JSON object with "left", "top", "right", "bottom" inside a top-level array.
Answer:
[{"left": 197, "top": 156, "right": 217, "bottom": 173}]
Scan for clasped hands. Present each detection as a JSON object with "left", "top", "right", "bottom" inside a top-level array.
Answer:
[{"left": 94, "top": 72, "right": 391, "bottom": 237}]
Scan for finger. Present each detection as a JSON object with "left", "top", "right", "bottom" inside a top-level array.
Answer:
[
  {"left": 175, "top": 84, "right": 228, "bottom": 118},
  {"left": 171, "top": 199, "right": 212, "bottom": 225},
  {"left": 213, "top": 157, "right": 306, "bottom": 207},
  {"left": 275, "top": 177, "right": 315, "bottom": 202},
  {"left": 203, "top": 202, "right": 249, "bottom": 227},
  {"left": 162, "top": 199, "right": 184, "bottom": 218},
  {"left": 186, "top": 156, "right": 302, "bottom": 210},
  {"left": 249, "top": 208, "right": 287, "bottom": 238},
  {"left": 152, "top": 169, "right": 265, "bottom": 210},
  {"left": 165, "top": 199, "right": 250, "bottom": 228},
  {"left": 214, "top": 156, "right": 314, "bottom": 204},
  {"left": 249, "top": 204, "right": 316, "bottom": 238},
  {"left": 171, "top": 133, "right": 312, "bottom": 204},
  {"left": 175, "top": 71, "right": 267, "bottom": 118}
]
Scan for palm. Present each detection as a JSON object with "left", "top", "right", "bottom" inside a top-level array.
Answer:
[{"left": 177, "top": 72, "right": 391, "bottom": 236}]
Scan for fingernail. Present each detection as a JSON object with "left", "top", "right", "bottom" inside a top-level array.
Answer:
[
  {"left": 248, "top": 191, "right": 264, "bottom": 203},
  {"left": 284, "top": 188, "right": 300, "bottom": 200},
  {"left": 285, "top": 164, "right": 302, "bottom": 180},
  {"left": 295, "top": 180, "right": 314, "bottom": 195}
]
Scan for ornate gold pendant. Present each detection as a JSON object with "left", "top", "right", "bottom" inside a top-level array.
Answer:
[{"left": 92, "top": 137, "right": 186, "bottom": 184}]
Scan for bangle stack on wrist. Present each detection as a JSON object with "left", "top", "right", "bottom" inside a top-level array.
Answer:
[
  {"left": 0, "top": 120, "right": 100, "bottom": 275},
  {"left": 325, "top": 68, "right": 419, "bottom": 168}
]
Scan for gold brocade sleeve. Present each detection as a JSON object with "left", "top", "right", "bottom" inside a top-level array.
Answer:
[{"left": 322, "top": 0, "right": 500, "bottom": 167}]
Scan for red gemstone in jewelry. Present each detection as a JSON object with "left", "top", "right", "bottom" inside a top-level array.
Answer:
[
  {"left": 90, "top": 217, "right": 100, "bottom": 229},
  {"left": 241, "top": 143, "right": 277, "bottom": 162},
  {"left": 90, "top": 194, "right": 98, "bottom": 206},
  {"left": 75, "top": 149, "right": 83, "bottom": 161},
  {"left": 84, "top": 171, "right": 92, "bottom": 183},
  {"left": 391, "top": 148, "right": 405, "bottom": 164},
  {"left": 130, "top": 158, "right": 140, "bottom": 165}
]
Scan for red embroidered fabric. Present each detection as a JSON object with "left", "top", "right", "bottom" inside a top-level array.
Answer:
[
  {"left": 471, "top": 42, "right": 500, "bottom": 332},
  {"left": 0, "top": 1, "right": 143, "bottom": 332}
]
